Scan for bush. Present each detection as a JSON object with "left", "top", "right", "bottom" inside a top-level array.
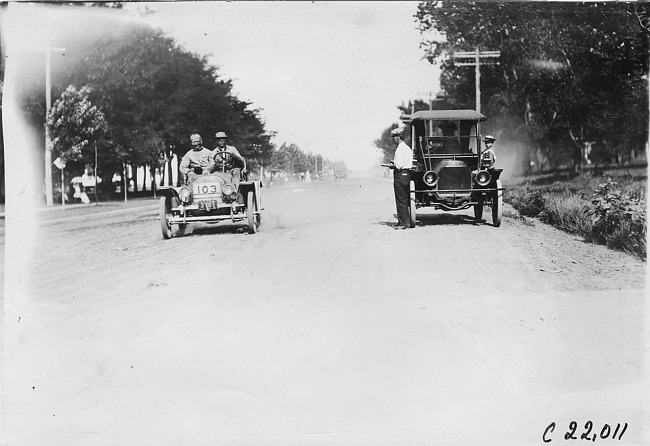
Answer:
[
  {"left": 504, "top": 169, "right": 647, "bottom": 260},
  {"left": 588, "top": 181, "right": 647, "bottom": 259}
]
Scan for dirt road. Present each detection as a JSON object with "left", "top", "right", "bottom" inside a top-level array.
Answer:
[{"left": 3, "top": 174, "right": 647, "bottom": 446}]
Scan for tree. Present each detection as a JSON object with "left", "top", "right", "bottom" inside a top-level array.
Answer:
[
  {"left": 46, "top": 85, "right": 107, "bottom": 166},
  {"left": 374, "top": 124, "right": 401, "bottom": 164},
  {"left": 20, "top": 14, "right": 275, "bottom": 194},
  {"left": 270, "top": 143, "right": 313, "bottom": 174},
  {"left": 415, "top": 1, "right": 649, "bottom": 172}
]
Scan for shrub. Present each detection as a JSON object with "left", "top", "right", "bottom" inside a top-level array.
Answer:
[
  {"left": 543, "top": 194, "right": 592, "bottom": 235},
  {"left": 589, "top": 181, "right": 647, "bottom": 259}
]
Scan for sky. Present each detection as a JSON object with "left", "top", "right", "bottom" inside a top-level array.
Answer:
[{"left": 124, "top": 1, "right": 441, "bottom": 170}]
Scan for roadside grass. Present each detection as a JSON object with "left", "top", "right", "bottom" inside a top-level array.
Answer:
[{"left": 503, "top": 166, "right": 647, "bottom": 260}]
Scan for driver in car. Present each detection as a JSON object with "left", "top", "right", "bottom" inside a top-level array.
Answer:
[
  {"left": 209, "top": 131, "right": 246, "bottom": 189},
  {"left": 179, "top": 134, "right": 215, "bottom": 183}
]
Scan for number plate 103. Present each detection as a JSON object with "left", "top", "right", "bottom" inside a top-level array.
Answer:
[{"left": 193, "top": 182, "right": 221, "bottom": 197}]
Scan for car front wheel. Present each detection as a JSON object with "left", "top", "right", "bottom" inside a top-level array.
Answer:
[
  {"left": 409, "top": 180, "right": 416, "bottom": 228},
  {"left": 474, "top": 196, "right": 484, "bottom": 220},
  {"left": 247, "top": 191, "right": 259, "bottom": 234},
  {"left": 159, "top": 197, "right": 173, "bottom": 239},
  {"left": 492, "top": 179, "right": 503, "bottom": 227}
]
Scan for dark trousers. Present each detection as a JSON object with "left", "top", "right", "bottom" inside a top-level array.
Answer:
[{"left": 393, "top": 170, "right": 411, "bottom": 226}]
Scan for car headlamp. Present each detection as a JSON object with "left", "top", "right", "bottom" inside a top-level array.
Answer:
[
  {"left": 475, "top": 170, "right": 492, "bottom": 186},
  {"left": 222, "top": 184, "right": 234, "bottom": 197},
  {"left": 423, "top": 171, "right": 438, "bottom": 187},
  {"left": 480, "top": 149, "right": 496, "bottom": 169},
  {"left": 179, "top": 186, "right": 192, "bottom": 204}
]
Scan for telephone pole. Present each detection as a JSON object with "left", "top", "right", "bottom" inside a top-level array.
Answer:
[
  {"left": 417, "top": 91, "right": 436, "bottom": 110},
  {"left": 451, "top": 47, "right": 500, "bottom": 115},
  {"left": 42, "top": 45, "right": 66, "bottom": 206}
]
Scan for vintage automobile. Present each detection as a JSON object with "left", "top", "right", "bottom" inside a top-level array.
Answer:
[
  {"left": 406, "top": 109, "right": 503, "bottom": 227},
  {"left": 158, "top": 150, "right": 262, "bottom": 238}
]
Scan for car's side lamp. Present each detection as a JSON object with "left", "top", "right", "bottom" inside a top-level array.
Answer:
[
  {"left": 480, "top": 150, "right": 496, "bottom": 169},
  {"left": 179, "top": 186, "right": 192, "bottom": 204},
  {"left": 423, "top": 171, "right": 438, "bottom": 187},
  {"left": 475, "top": 170, "right": 492, "bottom": 186}
]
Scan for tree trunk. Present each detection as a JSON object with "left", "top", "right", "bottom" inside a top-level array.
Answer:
[
  {"left": 150, "top": 166, "right": 157, "bottom": 198},
  {"left": 133, "top": 167, "right": 139, "bottom": 193}
]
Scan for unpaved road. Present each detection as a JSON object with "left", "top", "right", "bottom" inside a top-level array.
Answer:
[{"left": 3, "top": 174, "right": 647, "bottom": 446}]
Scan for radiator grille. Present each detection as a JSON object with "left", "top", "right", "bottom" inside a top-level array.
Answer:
[{"left": 438, "top": 167, "right": 471, "bottom": 190}]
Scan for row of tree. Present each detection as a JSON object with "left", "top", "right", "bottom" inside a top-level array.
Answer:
[
  {"left": 2, "top": 5, "right": 339, "bottom": 203},
  {"left": 376, "top": 2, "right": 649, "bottom": 174},
  {"left": 31, "top": 18, "right": 275, "bottom": 196}
]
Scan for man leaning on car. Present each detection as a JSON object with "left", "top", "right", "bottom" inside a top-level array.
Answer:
[
  {"left": 180, "top": 134, "right": 215, "bottom": 183},
  {"left": 390, "top": 126, "right": 413, "bottom": 230}
]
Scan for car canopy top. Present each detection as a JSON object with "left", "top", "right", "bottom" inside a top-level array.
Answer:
[{"left": 410, "top": 109, "right": 487, "bottom": 122}]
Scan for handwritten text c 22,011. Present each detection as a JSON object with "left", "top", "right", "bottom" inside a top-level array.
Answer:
[{"left": 543, "top": 421, "right": 628, "bottom": 443}]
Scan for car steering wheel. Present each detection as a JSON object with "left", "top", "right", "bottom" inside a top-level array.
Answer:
[{"left": 212, "top": 150, "right": 235, "bottom": 173}]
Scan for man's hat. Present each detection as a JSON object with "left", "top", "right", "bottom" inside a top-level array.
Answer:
[
  {"left": 484, "top": 135, "right": 496, "bottom": 142},
  {"left": 190, "top": 134, "right": 202, "bottom": 143},
  {"left": 215, "top": 131, "right": 228, "bottom": 138},
  {"left": 391, "top": 127, "right": 405, "bottom": 136}
]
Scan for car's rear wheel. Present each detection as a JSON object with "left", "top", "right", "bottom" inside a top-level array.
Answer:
[
  {"left": 492, "top": 179, "right": 503, "bottom": 227},
  {"left": 247, "top": 191, "right": 258, "bottom": 234},
  {"left": 409, "top": 181, "right": 416, "bottom": 228},
  {"left": 159, "top": 197, "right": 173, "bottom": 239}
]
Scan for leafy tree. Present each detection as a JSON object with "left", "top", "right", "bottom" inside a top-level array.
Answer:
[
  {"left": 415, "top": 1, "right": 649, "bottom": 172},
  {"left": 270, "top": 143, "right": 313, "bottom": 174},
  {"left": 374, "top": 124, "right": 401, "bottom": 164},
  {"left": 46, "top": 85, "right": 107, "bottom": 166},
  {"left": 20, "top": 14, "right": 275, "bottom": 193}
]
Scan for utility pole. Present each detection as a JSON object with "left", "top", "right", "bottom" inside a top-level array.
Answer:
[
  {"left": 417, "top": 91, "right": 436, "bottom": 110},
  {"left": 43, "top": 45, "right": 66, "bottom": 206},
  {"left": 451, "top": 48, "right": 500, "bottom": 115}
]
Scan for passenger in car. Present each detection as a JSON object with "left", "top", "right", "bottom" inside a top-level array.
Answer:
[
  {"left": 438, "top": 121, "right": 464, "bottom": 154},
  {"left": 179, "top": 134, "right": 215, "bottom": 183}
]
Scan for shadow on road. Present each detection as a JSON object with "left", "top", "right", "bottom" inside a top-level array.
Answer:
[
  {"left": 178, "top": 223, "right": 250, "bottom": 237},
  {"left": 415, "top": 213, "right": 488, "bottom": 227}
]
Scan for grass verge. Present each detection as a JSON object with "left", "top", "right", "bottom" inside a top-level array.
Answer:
[{"left": 503, "top": 166, "right": 647, "bottom": 260}]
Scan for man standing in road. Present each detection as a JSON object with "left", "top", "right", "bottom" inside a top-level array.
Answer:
[
  {"left": 389, "top": 126, "right": 413, "bottom": 229},
  {"left": 210, "top": 131, "right": 246, "bottom": 189},
  {"left": 179, "top": 134, "right": 214, "bottom": 183}
]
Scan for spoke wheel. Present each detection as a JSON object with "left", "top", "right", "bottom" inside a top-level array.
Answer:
[
  {"left": 159, "top": 197, "right": 173, "bottom": 239},
  {"left": 492, "top": 179, "right": 503, "bottom": 227},
  {"left": 474, "top": 197, "right": 484, "bottom": 220},
  {"left": 409, "top": 180, "right": 416, "bottom": 228},
  {"left": 247, "top": 191, "right": 258, "bottom": 234}
]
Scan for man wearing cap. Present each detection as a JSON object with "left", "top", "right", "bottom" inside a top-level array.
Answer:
[
  {"left": 179, "top": 134, "right": 215, "bottom": 183},
  {"left": 210, "top": 131, "right": 246, "bottom": 189},
  {"left": 390, "top": 126, "right": 413, "bottom": 229}
]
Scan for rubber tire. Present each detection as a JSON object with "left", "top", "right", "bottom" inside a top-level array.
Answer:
[
  {"left": 474, "top": 197, "right": 484, "bottom": 220},
  {"left": 159, "top": 197, "right": 172, "bottom": 239},
  {"left": 409, "top": 180, "right": 416, "bottom": 228},
  {"left": 492, "top": 179, "right": 503, "bottom": 227},
  {"left": 247, "top": 191, "right": 258, "bottom": 234}
]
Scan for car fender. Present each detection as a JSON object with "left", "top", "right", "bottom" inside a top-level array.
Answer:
[{"left": 158, "top": 186, "right": 180, "bottom": 201}]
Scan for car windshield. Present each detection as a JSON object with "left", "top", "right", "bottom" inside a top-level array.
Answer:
[{"left": 417, "top": 120, "right": 479, "bottom": 154}]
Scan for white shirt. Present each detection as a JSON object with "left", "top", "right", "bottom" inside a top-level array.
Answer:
[{"left": 393, "top": 141, "right": 413, "bottom": 170}]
